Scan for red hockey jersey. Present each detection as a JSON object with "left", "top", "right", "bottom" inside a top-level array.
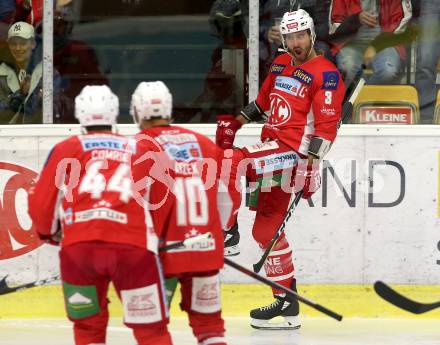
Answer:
[
  {"left": 28, "top": 131, "right": 158, "bottom": 253},
  {"left": 133, "top": 125, "right": 236, "bottom": 275},
  {"left": 257, "top": 53, "right": 345, "bottom": 156}
]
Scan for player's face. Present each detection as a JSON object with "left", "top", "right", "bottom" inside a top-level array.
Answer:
[
  {"left": 284, "top": 30, "right": 312, "bottom": 63},
  {"left": 8, "top": 38, "right": 35, "bottom": 64}
]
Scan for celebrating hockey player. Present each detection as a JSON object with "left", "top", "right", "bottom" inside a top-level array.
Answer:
[
  {"left": 28, "top": 85, "right": 172, "bottom": 345},
  {"left": 216, "top": 10, "right": 345, "bottom": 330},
  {"left": 130, "top": 81, "right": 238, "bottom": 345}
]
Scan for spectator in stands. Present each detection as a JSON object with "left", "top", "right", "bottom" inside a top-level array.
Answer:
[
  {"left": 0, "top": 21, "right": 60, "bottom": 123},
  {"left": 0, "top": 1, "right": 42, "bottom": 26},
  {"left": 183, "top": 0, "right": 247, "bottom": 123},
  {"left": 259, "top": 0, "right": 332, "bottom": 83},
  {"left": 0, "top": 0, "right": 16, "bottom": 24},
  {"left": 53, "top": 7, "right": 108, "bottom": 123},
  {"left": 329, "top": 0, "right": 413, "bottom": 87},
  {"left": 414, "top": 0, "right": 440, "bottom": 123}
]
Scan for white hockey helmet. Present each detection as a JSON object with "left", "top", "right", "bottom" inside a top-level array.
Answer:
[
  {"left": 130, "top": 81, "right": 172, "bottom": 123},
  {"left": 75, "top": 85, "right": 119, "bottom": 127},
  {"left": 280, "top": 9, "right": 316, "bottom": 48}
]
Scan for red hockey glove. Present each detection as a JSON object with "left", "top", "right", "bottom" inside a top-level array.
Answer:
[
  {"left": 216, "top": 115, "right": 242, "bottom": 149},
  {"left": 294, "top": 160, "right": 321, "bottom": 199}
]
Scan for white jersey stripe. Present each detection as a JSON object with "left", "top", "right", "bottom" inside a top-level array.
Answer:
[{"left": 266, "top": 271, "right": 295, "bottom": 282}]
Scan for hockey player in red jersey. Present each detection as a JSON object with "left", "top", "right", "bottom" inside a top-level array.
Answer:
[
  {"left": 130, "top": 81, "right": 237, "bottom": 345},
  {"left": 216, "top": 10, "right": 345, "bottom": 329},
  {"left": 27, "top": 85, "right": 172, "bottom": 345}
]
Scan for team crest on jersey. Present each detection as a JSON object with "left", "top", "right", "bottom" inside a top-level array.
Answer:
[
  {"left": 268, "top": 93, "right": 292, "bottom": 126},
  {"left": 163, "top": 142, "right": 202, "bottom": 162},
  {"left": 292, "top": 68, "right": 313, "bottom": 85},
  {"left": 270, "top": 63, "right": 286, "bottom": 74},
  {"left": 322, "top": 71, "right": 339, "bottom": 90}
]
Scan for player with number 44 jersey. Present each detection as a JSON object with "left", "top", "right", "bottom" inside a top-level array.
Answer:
[{"left": 28, "top": 85, "right": 171, "bottom": 345}]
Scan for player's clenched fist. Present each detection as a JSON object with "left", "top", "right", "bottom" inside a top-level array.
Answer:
[{"left": 216, "top": 114, "right": 242, "bottom": 149}]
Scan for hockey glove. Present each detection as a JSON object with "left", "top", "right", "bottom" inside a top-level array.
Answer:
[
  {"left": 216, "top": 114, "right": 242, "bottom": 149},
  {"left": 294, "top": 160, "right": 321, "bottom": 199},
  {"left": 38, "top": 221, "right": 62, "bottom": 246}
]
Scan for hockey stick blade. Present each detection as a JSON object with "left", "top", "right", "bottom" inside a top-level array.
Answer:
[
  {"left": 253, "top": 191, "right": 302, "bottom": 273},
  {"left": 226, "top": 258, "right": 343, "bottom": 321},
  {"left": 159, "top": 232, "right": 212, "bottom": 252},
  {"left": 0, "top": 275, "right": 60, "bottom": 296},
  {"left": 374, "top": 281, "right": 440, "bottom": 314}
]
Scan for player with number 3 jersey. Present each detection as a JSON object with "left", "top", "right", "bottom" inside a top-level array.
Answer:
[{"left": 215, "top": 10, "right": 345, "bottom": 330}]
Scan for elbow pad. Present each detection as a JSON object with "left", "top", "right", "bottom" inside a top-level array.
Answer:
[
  {"left": 240, "top": 101, "right": 265, "bottom": 122},
  {"left": 308, "top": 136, "right": 332, "bottom": 159}
]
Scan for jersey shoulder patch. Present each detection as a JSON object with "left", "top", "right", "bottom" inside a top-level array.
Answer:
[
  {"left": 270, "top": 63, "right": 286, "bottom": 74},
  {"left": 321, "top": 71, "right": 340, "bottom": 90}
]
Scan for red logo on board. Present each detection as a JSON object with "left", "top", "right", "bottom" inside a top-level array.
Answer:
[{"left": 0, "top": 162, "right": 41, "bottom": 260}]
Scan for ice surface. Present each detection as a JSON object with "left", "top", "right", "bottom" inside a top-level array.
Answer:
[{"left": 1, "top": 317, "right": 439, "bottom": 345}]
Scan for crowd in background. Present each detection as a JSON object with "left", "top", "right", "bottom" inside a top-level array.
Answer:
[{"left": 0, "top": 0, "right": 439, "bottom": 124}]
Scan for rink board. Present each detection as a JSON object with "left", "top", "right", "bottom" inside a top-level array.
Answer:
[
  {"left": 1, "top": 283, "right": 440, "bottom": 319},
  {"left": 1, "top": 124, "right": 440, "bottom": 317}
]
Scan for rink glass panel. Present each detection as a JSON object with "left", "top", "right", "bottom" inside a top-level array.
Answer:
[{"left": 37, "top": 1, "right": 440, "bottom": 124}]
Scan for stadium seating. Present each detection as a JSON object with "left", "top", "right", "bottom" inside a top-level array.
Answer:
[{"left": 353, "top": 85, "right": 419, "bottom": 124}]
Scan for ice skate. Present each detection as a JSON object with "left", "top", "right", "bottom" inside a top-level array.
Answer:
[
  {"left": 250, "top": 295, "right": 300, "bottom": 330},
  {"left": 223, "top": 222, "right": 240, "bottom": 256}
]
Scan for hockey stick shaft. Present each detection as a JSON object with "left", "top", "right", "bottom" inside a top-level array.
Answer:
[
  {"left": 159, "top": 232, "right": 212, "bottom": 252},
  {"left": 252, "top": 77, "right": 366, "bottom": 274},
  {"left": 0, "top": 233, "right": 213, "bottom": 296},
  {"left": 0, "top": 274, "right": 60, "bottom": 296},
  {"left": 374, "top": 281, "right": 440, "bottom": 314},
  {"left": 226, "top": 258, "right": 342, "bottom": 321}
]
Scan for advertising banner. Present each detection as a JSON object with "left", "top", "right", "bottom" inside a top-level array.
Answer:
[{"left": 1, "top": 125, "right": 439, "bottom": 286}]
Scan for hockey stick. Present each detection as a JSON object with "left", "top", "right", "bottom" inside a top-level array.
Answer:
[
  {"left": 0, "top": 233, "right": 213, "bottom": 296},
  {"left": 159, "top": 232, "right": 213, "bottom": 252},
  {"left": 226, "top": 257, "right": 343, "bottom": 321},
  {"left": 374, "top": 281, "right": 440, "bottom": 314},
  {"left": 0, "top": 274, "right": 60, "bottom": 296},
  {"left": 252, "top": 77, "right": 366, "bottom": 273}
]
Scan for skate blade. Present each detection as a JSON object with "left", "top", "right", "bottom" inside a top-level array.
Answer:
[
  {"left": 224, "top": 245, "right": 240, "bottom": 257},
  {"left": 250, "top": 316, "right": 301, "bottom": 330}
]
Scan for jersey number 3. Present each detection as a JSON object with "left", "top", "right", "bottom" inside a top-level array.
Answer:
[{"left": 324, "top": 91, "right": 333, "bottom": 105}]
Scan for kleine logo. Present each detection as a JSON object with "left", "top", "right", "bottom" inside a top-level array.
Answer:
[
  {"left": 360, "top": 106, "right": 413, "bottom": 124},
  {"left": 0, "top": 162, "right": 42, "bottom": 260}
]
